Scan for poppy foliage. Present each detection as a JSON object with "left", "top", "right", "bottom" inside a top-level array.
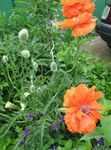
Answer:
[
  {"left": 63, "top": 84, "right": 105, "bottom": 133},
  {"left": 56, "top": 0, "right": 96, "bottom": 37}
]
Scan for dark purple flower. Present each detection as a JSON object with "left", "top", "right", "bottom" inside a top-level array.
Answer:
[
  {"left": 76, "top": 148, "right": 79, "bottom": 150},
  {"left": 96, "top": 137, "right": 104, "bottom": 145},
  {"left": 20, "top": 140, "right": 27, "bottom": 146},
  {"left": 27, "top": 113, "right": 34, "bottom": 121},
  {"left": 51, "top": 123, "right": 59, "bottom": 132},
  {"left": 23, "top": 128, "right": 29, "bottom": 136},
  {"left": 59, "top": 115, "right": 64, "bottom": 123},
  {"left": 52, "top": 145, "right": 56, "bottom": 150},
  {"left": 47, "top": 19, "right": 59, "bottom": 26},
  {"left": 60, "top": 30, "right": 65, "bottom": 40},
  {"left": 47, "top": 20, "right": 54, "bottom": 26},
  {"left": 49, "top": 145, "right": 56, "bottom": 150}
]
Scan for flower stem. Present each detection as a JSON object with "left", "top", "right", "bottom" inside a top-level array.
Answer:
[{"left": 67, "top": 37, "right": 80, "bottom": 73}]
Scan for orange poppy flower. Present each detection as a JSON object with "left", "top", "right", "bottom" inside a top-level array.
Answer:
[
  {"left": 63, "top": 84, "right": 105, "bottom": 134},
  {"left": 62, "top": 1, "right": 95, "bottom": 18},
  {"left": 56, "top": 13, "right": 96, "bottom": 37}
]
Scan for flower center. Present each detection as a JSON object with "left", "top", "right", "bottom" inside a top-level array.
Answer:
[
  {"left": 81, "top": 105, "right": 90, "bottom": 114},
  {"left": 73, "top": 17, "right": 79, "bottom": 23}
]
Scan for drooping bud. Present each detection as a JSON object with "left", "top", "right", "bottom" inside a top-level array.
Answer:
[
  {"left": 21, "top": 50, "right": 30, "bottom": 58},
  {"left": 36, "top": 87, "right": 42, "bottom": 93},
  {"left": 5, "top": 101, "right": 19, "bottom": 109},
  {"left": 31, "top": 58, "right": 38, "bottom": 72},
  {"left": 50, "top": 61, "right": 57, "bottom": 72},
  {"left": 30, "top": 84, "right": 36, "bottom": 93},
  {"left": 20, "top": 103, "right": 26, "bottom": 111},
  {"left": 2, "top": 55, "right": 8, "bottom": 63},
  {"left": 24, "top": 92, "right": 30, "bottom": 98},
  {"left": 18, "top": 28, "right": 29, "bottom": 43}
]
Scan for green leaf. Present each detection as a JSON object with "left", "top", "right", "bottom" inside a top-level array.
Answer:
[
  {"left": 99, "top": 98, "right": 111, "bottom": 115},
  {"left": 100, "top": 115, "right": 111, "bottom": 145},
  {"left": 72, "top": 140, "right": 92, "bottom": 150},
  {"left": 80, "top": 127, "right": 103, "bottom": 141},
  {"left": 64, "top": 139, "right": 72, "bottom": 150}
]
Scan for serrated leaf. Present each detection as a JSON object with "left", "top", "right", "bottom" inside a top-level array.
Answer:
[
  {"left": 99, "top": 98, "right": 111, "bottom": 115},
  {"left": 100, "top": 115, "right": 111, "bottom": 145},
  {"left": 80, "top": 127, "right": 103, "bottom": 141}
]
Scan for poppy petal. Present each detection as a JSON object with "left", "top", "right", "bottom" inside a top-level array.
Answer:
[{"left": 72, "top": 20, "right": 96, "bottom": 37}]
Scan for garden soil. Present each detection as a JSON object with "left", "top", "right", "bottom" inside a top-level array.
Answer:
[{"left": 82, "top": 36, "right": 111, "bottom": 63}]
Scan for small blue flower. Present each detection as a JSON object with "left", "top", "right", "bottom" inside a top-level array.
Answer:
[
  {"left": 59, "top": 115, "right": 64, "bottom": 123},
  {"left": 49, "top": 145, "right": 56, "bottom": 150},
  {"left": 96, "top": 137, "right": 104, "bottom": 145},
  {"left": 23, "top": 128, "right": 29, "bottom": 136},
  {"left": 27, "top": 113, "right": 34, "bottom": 121},
  {"left": 47, "top": 20, "right": 54, "bottom": 26},
  {"left": 51, "top": 123, "right": 59, "bottom": 132},
  {"left": 52, "top": 145, "right": 56, "bottom": 150}
]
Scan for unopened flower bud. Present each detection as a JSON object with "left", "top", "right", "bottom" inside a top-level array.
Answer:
[
  {"left": 36, "top": 87, "right": 42, "bottom": 93},
  {"left": 21, "top": 50, "right": 30, "bottom": 58},
  {"left": 2, "top": 55, "right": 8, "bottom": 63},
  {"left": 20, "top": 103, "right": 26, "bottom": 111},
  {"left": 31, "top": 58, "right": 38, "bottom": 72},
  {"left": 30, "top": 84, "right": 36, "bottom": 93},
  {"left": 18, "top": 28, "right": 29, "bottom": 43},
  {"left": 5, "top": 101, "right": 19, "bottom": 109},
  {"left": 50, "top": 61, "right": 57, "bottom": 72},
  {"left": 24, "top": 92, "right": 30, "bottom": 98}
]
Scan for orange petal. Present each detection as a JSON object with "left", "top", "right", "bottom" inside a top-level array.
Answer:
[
  {"left": 64, "top": 113, "right": 80, "bottom": 133},
  {"left": 62, "top": 2, "right": 95, "bottom": 18},
  {"left": 90, "top": 91, "right": 103, "bottom": 102},
  {"left": 88, "top": 110, "right": 103, "bottom": 122},
  {"left": 72, "top": 19, "right": 96, "bottom": 37},
  {"left": 61, "top": 0, "right": 77, "bottom": 6},
  {"left": 63, "top": 87, "right": 75, "bottom": 107},
  {"left": 74, "top": 84, "right": 88, "bottom": 104},
  {"left": 76, "top": 108, "right": 83, "bottom": 119},
  {"left": 56, "top": 19, "right": 75, "bottom": 29},
  {"left": 89, "top": 101, "right": 105, "bottom": 110},
  {"left": 61, "top": 0, "right": 91, "bottom": 6},
  {"left": 80, "top": 115, "right": 96, "bottom": 133}
]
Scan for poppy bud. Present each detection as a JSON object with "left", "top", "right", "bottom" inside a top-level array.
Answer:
[
  {"left": 21, "top": 50, "right": 30, "bottom": 58},
  {"left": 30, "top": 84, "right": 36, "bottom": 93},
  {"left": 20, "top": 103, "right": 26, "bottom": 111},
  {"left": 5, "top": 101, "right": 19, "bottom": 109},
  {"left": 36, "top": 87, "right": 42, "bottom": 93},
  {"left": 24, "top": 92, "right": 30, "bottom": 98},
  {"left": 50, "top": 61, "right": 57, "bottom": 72},
  {"left": 2, "top": 55, "right": 8, "bottom": 63},
  {"left": 31, "top": 58, "right": 38, "bottom": 72},
  {"left": 18, "top": 28, "right": 29, "bottom": 43}
]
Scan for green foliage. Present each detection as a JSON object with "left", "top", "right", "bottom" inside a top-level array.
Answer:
[
  {"left": 0, "top": 0, "right": 111, "bottom": 149},
  {"left": 57, "top": 139, "right": 92, "bottom": 150}
]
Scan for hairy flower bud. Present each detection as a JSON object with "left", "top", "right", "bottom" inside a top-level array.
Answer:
[
  {"left": 21, "top": 50, "right": 30, "bottom": 58},
  {"left": 50, "top": 61, "right": 57, "bottom": 72},
  {"left": 18, "top": 28, "right": 29, "bottom": 43},
  {"left": 24, "top": 92, "right": 30, "bottom": 98},
  {"left": 20, "top": 103, "right": 26, "bottom": 111},
  {"left": 30, "top": 84, "right": 36, "bottom": 93},
  {"left": 2, "top": 55, "right": 8, "bottom": 63},
  {"left": 31, "top": 58, "right": 38, "bottom": 72},
  {"left": 5, "top": 101, "right": 19, "bottom": 109}
]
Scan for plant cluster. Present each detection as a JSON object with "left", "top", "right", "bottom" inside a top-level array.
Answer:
[{"left": 0, "top": 0, "right": 111, "bottom": 150}]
